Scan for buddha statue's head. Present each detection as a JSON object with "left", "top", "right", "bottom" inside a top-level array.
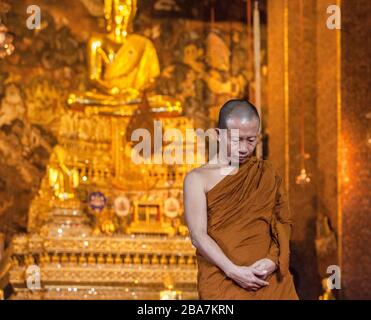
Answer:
[{"left": 104, "top": 0, "right": 137, "bottom": 38}]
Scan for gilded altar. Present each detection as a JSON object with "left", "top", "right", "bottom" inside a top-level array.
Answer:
[{"left": 9, "top": 107, "right": 199, "bottom": 299}]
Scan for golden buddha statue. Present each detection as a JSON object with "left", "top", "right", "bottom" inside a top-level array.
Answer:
[
  {"left": 48, "top": 145, "right": 80, "bottom": 201},
  {"left": 68, "top": 0, "right": 179, "bottom": 113}
]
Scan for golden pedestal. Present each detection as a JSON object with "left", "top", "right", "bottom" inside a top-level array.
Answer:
[{"left": 9, "top": 234, "right": 198, "bottom": 300}]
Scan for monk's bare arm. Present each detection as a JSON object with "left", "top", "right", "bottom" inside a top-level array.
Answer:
[{"left": 183, "top": 171, "right": 237, "bottom": 276}]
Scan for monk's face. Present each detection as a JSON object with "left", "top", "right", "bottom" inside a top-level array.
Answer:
[{"left": 220, "top": 117, "right": 260, "bottom": 164}]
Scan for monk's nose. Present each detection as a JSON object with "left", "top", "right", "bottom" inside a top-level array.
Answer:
[{"left": 239, "top": 143, "right": 249, "bottom": 154}]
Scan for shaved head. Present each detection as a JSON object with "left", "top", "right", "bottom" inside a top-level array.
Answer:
[{"left": 217, "top": 99, "right": 260, "bottom": 129}]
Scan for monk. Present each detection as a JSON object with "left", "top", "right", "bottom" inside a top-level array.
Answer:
[{"left": 183, "top": 99, "right": 299, "bottom": 300}]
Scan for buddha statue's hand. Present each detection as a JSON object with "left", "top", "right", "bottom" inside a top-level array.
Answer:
[
  {"left": 109, "top": 86, "right": 120, "bottom": 95},
  {"left": 251, "top": 258, "right": 277, "bottom": 280},
  {"left": 108, "top": 86, "right": 140, "bottom": 99}
]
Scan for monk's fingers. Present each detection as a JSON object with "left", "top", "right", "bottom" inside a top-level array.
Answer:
[
  {"left": 239, "top": 281, "right": 257, "bottom": 291},
  {"left": 251, "top": 268, "right": 268, "bottom": 277},
  {"left": 251, "top": 276, "right": 269, "bottom": 287},
  {"left": 259, "top": 274, "right": 268, "bottom": 281},
  {"left": 247, "top": 285, "right": 259, "bottom": 291},
  {"left": 235, "top": 280, "right": 244, "bottom": 287},
  {"left": 250, "top": 261, "right": 261, "bottom": 268},
  {"left": 235, "top": 279, "right": 259, "bottom": 291},
  {"left": 234, "top": 279, "right": 248, "bottom": 289},
  {"left": 251, "top": 264, "right": 264, "bottom": 271},
  {"left": 252, "top": 259, "right": 266, "bottom": 267}
]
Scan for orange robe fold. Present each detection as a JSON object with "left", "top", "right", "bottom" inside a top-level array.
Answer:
[{"left": 196, "top": 156, "right": 299, "bottom": 300}]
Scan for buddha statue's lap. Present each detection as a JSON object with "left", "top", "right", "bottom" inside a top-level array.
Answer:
[{"left": 68, "top": 0, "right": 163, "bottom": 108}]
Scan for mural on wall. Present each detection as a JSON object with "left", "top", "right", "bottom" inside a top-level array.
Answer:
[
  {"left": 0, "top": 1, "right": 88, "bottom": 242},
  {"left": 0, "top": 0, "right": 266, "bottom": 242},
  {"left": 154, "top": 23, "right": 252, "bottom": 128}
]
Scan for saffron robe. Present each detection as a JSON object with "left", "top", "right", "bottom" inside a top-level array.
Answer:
[{"left": 196, "top": 156, "right": 299, "bottom": 300}]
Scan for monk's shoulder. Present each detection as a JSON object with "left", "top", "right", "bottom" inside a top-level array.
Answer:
[
  {"left": 183, "top": 167, "right": 206, "bottom": 190},
  {"left": 262, "top": 159, "right": 279, "bottom": 178}
]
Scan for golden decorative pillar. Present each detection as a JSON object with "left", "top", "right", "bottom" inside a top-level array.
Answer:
[{"left": 267, "top": 0, "right": 321, "bottom": 299}]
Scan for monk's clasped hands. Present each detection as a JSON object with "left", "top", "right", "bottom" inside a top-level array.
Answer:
[
  {"left": 226, "top": 258, "right": 277, "bottom": 292},
  {"left": 226, "top": 264, "right": 269, "bottom": 292}
]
